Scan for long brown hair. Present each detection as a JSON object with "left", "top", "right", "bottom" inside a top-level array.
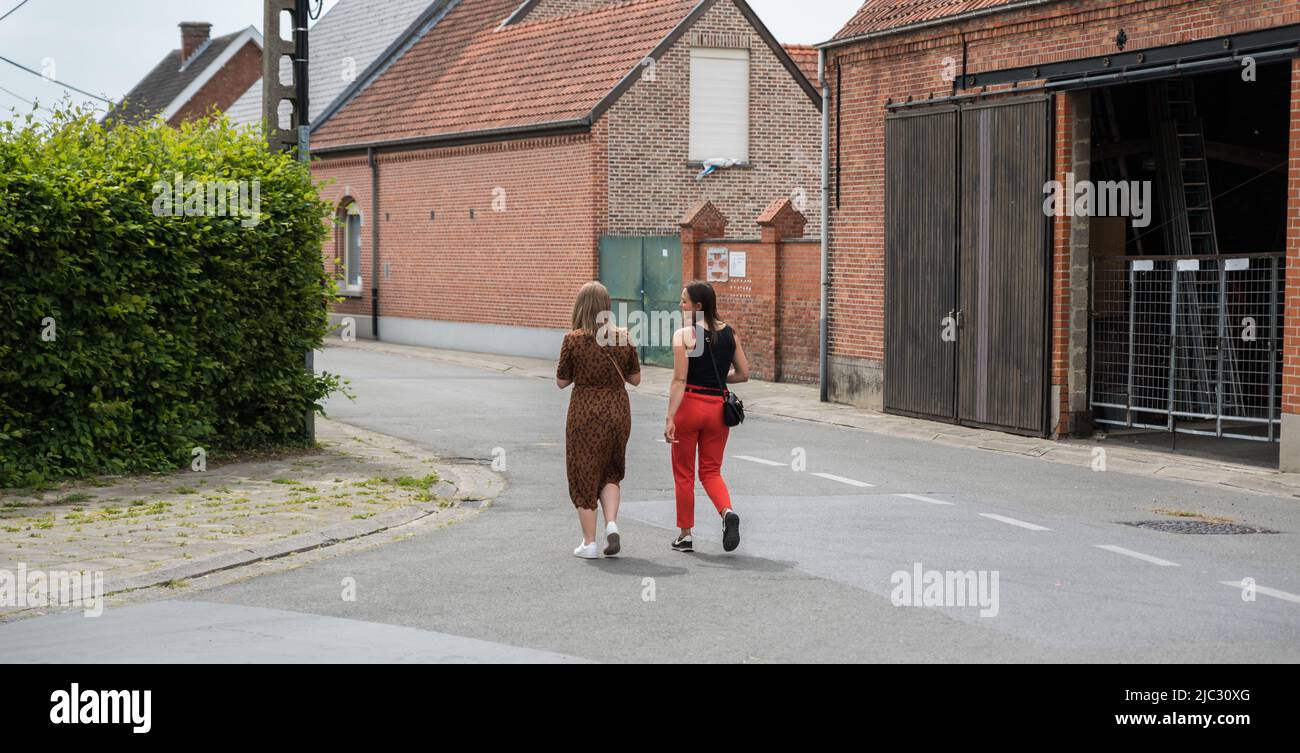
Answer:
[
  {"left": 684, "top": 281, "right": 720, "bottom": 333},
  {"left": 572, "top": 281, "right": 613, "bottom": 337}
]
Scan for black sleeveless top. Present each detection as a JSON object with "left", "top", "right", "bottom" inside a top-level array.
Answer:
[{"left": 687, "top": 325, "right": 735, "bottom": 391}]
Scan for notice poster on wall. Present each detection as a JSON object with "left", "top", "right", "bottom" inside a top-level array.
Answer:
[
  {"left": 706, "top": 248, "right": 729, "bottom": 283},
  {"left": 729, "top": 251, "right": 747, "bottom": 279}
]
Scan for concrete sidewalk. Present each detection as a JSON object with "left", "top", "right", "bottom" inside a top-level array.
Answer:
[
  {"left": 330, "top": 338, "right": 1300, "bottom": 500},
  {"left": 0, "top": 418, "right": 501, "bottom": 614}
]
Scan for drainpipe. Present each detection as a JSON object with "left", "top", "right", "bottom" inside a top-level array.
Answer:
[
  {"left": 818, "top": 47, "right": 830, "bottom": 403},
  {"left": 368, "top": 146, "right": 380, "bottom": 341}
]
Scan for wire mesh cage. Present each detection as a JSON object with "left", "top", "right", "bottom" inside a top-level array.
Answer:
[{"left": 1090, "top": 254, "right": 1283, "bottom": 442}]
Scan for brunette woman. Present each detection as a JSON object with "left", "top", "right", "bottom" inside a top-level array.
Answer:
[{"left": 664, "top": 282, "right": 748, "bottom": 553}]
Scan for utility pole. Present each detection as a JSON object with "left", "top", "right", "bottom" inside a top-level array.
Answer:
[{"left": 263, "top": 0, "right": 317, "bottom": 442}]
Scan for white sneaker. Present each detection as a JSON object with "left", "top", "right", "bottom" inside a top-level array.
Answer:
[
  {"left": 604, "top": 522, "right": 621, "bottom": 556},
  {"left": 573, "top": 541, "right": 600, "bottom": 559}
]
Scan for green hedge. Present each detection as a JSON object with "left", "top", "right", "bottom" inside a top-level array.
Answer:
[{"left": 0, "top": 107, "right": 345, "bottom": 487}]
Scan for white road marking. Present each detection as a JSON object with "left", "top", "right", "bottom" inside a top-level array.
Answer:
[
  {"left": 979, "top": 513, "right": 1051, "bottom": 531},
  {"left": 1093, "top": 545, "right": 1180, "bottom": 567},
  {"left": 1220, "top": 581, "right": 1300, "bottom": 604},
  {"left": 896, "top": 494, "right": 954, "bottom": 506},
  {"left": 733, "top": 455, "right": 786, "bottom": 467},
  {"left": 812, "top": 472, "right": 875, "bottom": 488}
]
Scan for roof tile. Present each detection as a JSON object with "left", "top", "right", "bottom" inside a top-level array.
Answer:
[
  {"left": 313, "top": 0, "right": 699, "bottom": 147},
  {"left": 833, "top": 0, "right": 1038, "bottom": 40}
]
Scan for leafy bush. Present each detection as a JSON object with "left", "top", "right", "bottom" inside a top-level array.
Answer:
[{"left": 0, "top": 106, "right": 344, "bottom": 487}]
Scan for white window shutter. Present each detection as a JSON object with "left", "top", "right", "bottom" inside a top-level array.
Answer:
[
  {"left": 346, "top": 204, "right": 363, "bottom": 290},
  {"left": 689, "top": 48, "right": 749, "bottom": 163}
]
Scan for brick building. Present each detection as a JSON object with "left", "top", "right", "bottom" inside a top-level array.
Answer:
[
  {"left": 309, "top": 0, "right": 823, "bottom": 378},
  {"left": 107, "top": 23, "right": 262, "bottom": 127},
  {"left": 820, "top": 0, "right": 1300, "bottom": 468}
]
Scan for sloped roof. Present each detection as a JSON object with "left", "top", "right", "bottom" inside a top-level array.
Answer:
[
  {"left": 107, "top": 27, "right": 257, "bottom": 126},
  {"left": 832, "top": 0, "right": 1035, "bottom": 40},
  {"left": 313, "top": 0, "right": 702, "bottom": 148},
  {"left": 783, "top": 44, "right": 819, "bottom": 87},
  {"left": 224, "top": 0, "right": 437, "bottom": 127}
]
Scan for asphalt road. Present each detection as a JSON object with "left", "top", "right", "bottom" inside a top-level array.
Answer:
[{"left": 4, "top": 345, "right": 1298, "bottom": 663}]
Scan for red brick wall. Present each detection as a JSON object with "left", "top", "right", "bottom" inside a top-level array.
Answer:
[
  {"left": 313, "top": 133, "right": 599, "bottom": 331},
  {"left": 778, "top": 239, "right": 821, "bottom": 383},
  {"left": 314, "top": 155, "right": 374, "bottom": 319},
  {"left": 1283, "top": 57, "right": 1300, "bottom": 415},
  {"left": 168, "top": 40, "right": 262, "bottom": 126},
  {"left": 827, "top": 0, "right": 1300, "bottom": 405},
  {"left": 681, "top": 234, "right": 820, "bottom": 383},
  {"left": 696, "top": 239, "right": 778, "bottom": 379},
  {"left": 604, "top": 0, "right": 822, "bottom": 237}
]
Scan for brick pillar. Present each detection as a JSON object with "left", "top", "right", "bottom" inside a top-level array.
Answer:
[
  {"left": 679, "top": 200, "right": 727, "bottom": 283},
  {"left": 1050, "top": 93, "right": 1091, "bottom": 438},
  {"left": 758, "top": 198, "right": 808, "bottom": 384},
  {"left": 1280, "top": 59, "right": 1300, "bottom": 471}
]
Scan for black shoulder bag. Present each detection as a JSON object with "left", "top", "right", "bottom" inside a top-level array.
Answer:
[{"left": 704, "top": 327, "right": 744, "bottom": 427}]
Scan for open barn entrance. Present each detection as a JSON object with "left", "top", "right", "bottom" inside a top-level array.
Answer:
[{"left": 1087, "top": 63, "right": 1289, "bottom": 465}]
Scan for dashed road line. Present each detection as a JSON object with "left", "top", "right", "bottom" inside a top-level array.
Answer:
[
  {"left": 812, "top": 472, "right": 875, "bottom": 488},
  {"left": 896, "top": 493, "right": 954, "bottom": 506},
  {"left": 733, "top": 455, "right": 786, "bottom": 467},
  {"left": 1219, "top": 581, "right": 1300, "bottom": 604},
  {"left": 979, "top": 513, "right": 1051, "bottom": 531},
  {"left": 1094, "top": 544, "right": 1180, "bottom": 567}
]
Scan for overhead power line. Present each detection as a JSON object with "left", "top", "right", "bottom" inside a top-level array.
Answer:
[
  {"left": 0, "top": 53, "right": 113, "bottom": 104},
  {"left": 0, "top": 0, "right": 32, "bottom": 24}
]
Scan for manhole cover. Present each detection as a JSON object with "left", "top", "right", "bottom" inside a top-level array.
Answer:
[{"left": 1124, "top": 520, "right": 1279, "bottom": 535}]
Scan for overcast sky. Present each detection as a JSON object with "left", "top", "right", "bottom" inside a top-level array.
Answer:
[{"left": 0, "top": 0, "right": 862, "bottom": 121}]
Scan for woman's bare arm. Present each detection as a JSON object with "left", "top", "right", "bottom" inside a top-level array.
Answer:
[
  {"left": 664, "top": 327, "right": 691, "bottom": 442},
  {"left": 728, "top": 331, "right": 750, "bottom": 384}
]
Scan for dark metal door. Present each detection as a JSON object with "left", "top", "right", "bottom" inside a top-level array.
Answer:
[
  {"left": 884, "top": 106, "right": 959, "bottom": 420},
  {"left": 598, "top": 235, "right": 682, "bottom": 368},
  {"left": 640, "top": 236, "right": 682, "bottom": 368},
  {"left": 956, "top": 96, "right": 1052, "bottom": 435}
]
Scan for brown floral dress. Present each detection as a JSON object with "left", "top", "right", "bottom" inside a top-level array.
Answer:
[{"left": 557, "top": 330, "right": 640, "bottom": 510}]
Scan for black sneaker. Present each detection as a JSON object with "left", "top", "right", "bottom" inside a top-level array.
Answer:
[
  {"left": 671, "top": 534, "right": 694, "bottom": 553},
  {"left": 722, "top": 510, "right": 740, "bottom": 552}
]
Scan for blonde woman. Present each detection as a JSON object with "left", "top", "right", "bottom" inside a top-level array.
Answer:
[{"left": 556, "top": 281, "right": 641, "bottom": 558}]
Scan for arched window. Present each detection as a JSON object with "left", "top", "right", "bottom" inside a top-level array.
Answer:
[{"left": 342, "top": 202, "right": 362, "bottom": 293}]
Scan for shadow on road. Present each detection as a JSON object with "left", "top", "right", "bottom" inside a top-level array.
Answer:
[{"left": 585, "top": 557, "right": 691, "bottom": 578}]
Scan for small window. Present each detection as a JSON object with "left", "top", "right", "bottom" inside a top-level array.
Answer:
[
  {"left": 689, "top": 48, "right": 749, "bottom": 163},
  {"left": 344, "top": 203, "right": 362, "bottom": 292}
]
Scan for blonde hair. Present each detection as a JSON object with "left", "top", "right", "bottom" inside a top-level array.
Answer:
[{"left": 571, "top": 281, "right": 613, "bottom": 337}]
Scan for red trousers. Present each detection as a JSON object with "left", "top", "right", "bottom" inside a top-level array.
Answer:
[{"left": 672, "top": 390, "right": 733, "bottom": 529}]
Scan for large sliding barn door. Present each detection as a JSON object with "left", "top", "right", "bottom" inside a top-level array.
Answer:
[
  {"left": 884, "top": 106, "right": 959, "bottom": 420},
  {"left": 957, "top": 97, "right": 1052, "bottom": 435},
  {"left": 884, "top": 96, "right": 1053, "bottom": 436}
]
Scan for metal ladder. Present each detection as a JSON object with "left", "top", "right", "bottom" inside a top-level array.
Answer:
[
  {"left": 1164, "top": 78, "right": 1221, "bottom": 256},
  {"left": 1149, "top": 79, "right": 1225, "bottom": 418}
]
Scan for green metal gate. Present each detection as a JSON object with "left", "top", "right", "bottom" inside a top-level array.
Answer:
[{"left": 598, "top": 235, "right": 682, "bottom": 368}]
